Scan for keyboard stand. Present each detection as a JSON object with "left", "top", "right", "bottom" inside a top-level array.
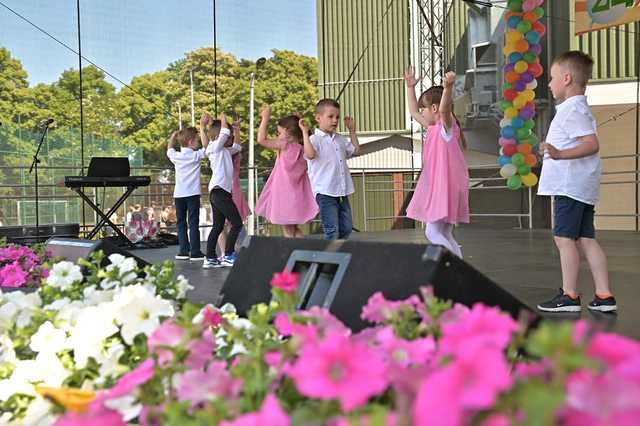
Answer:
[{"left": 70, "top": 185, "right": 139, "bottom": 244}]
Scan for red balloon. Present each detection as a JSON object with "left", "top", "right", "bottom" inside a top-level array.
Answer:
[
  {"left": 532, "top": 22, "right": 546, "bottom": 37},
  {"left": 528, "top": 62, "right": 543, "bottom": 77},
  {"left": 504, "top": 89, "right": 518, "bottom": 101},
  {"left": 503, "top": 144, "right": 518, "bottom": 156}
]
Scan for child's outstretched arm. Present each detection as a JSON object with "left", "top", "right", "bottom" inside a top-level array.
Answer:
[
  {"left": 199, "top": 113, "right": 211, "bottom": 149},
  {"left": 167, "top": 130, "right": 178, "bottom": 151},
  {"left": 229, "top": 118, "right": 242, "bottom": 154},
  {"left": 404, "top": 66, "right": 429, "bottom": 129},
  {"left": 540, "top": 134, "right": 599, "bottom": 160},
  {"left": 440, "top": 71, "right": 455, "bottom": 131},
  {"left": 344, "top": 116, "right": 360, "bottom": 156},
  {"left": 257, "top": 105, "right": 285, "bottom": 150},
  {"left": 299, "top": 119, "right": 316, "bottom": 159}
]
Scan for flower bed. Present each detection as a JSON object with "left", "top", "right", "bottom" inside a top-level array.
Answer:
[
  {"left": 0, "top": 241, "right": 52, "bottom": 289},
  {"left": 1, "top": 256, "right": 639, "bottom": 425}
]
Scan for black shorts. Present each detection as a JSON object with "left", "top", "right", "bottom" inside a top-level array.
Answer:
[{"left": 553, "top": 195, "right": 595, "bottom": 240}]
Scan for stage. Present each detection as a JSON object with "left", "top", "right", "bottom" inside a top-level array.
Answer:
[{"left": 135, "top": 227, "right": 640, "bottom": 339}]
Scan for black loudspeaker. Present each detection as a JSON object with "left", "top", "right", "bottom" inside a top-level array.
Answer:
[
  {"left": 0, "top": 224, "right": 80, "bottom": 245},
  {"left": 45, "top": 238, "right": 149, "bottom": 269},
  {"left": 219, "top": 237, "right": 536, "bottom": 332}
]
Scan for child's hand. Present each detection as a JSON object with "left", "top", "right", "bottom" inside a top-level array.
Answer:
[
  {"left": 344, "top": 116, "right": 356, "bottom": 133},
  {"left": 540, "top": 142, "right": 561, "bottom": 159},
  {"left": 443, "top": 71, "right": 456, "bottom": 88},
  {"left": 298, "top": 118, "right": 310, "bottom": 133},
  {"left": 219, "top": 113, "right": 227, "bottom": 128},
  {"left": 261, "top": 105, "right": 271, "bottom": 119},
  {"left": 404, "top": 66, "right": 419, "bottom": 88},
  {"left": 231, "top": 118, "right": 242, "bottom": 130},
  {"left": 200, "top": 112, "right": 210, "bottom": 128}
]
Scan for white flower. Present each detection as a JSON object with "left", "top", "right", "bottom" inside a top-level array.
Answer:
[
  {"left": 29, "top": 321, "right": 68, "bottom": 354},
  {"left": 3, "top": 292, "right": 42, "bottom": 328},
  {"left": 22, "top": 395, "right": 55, "bottom": 426},
  {"left": 114, "top": 285, "right": 174, "bottom": 344},
  {"left": 47, "top": 261, "right": 83, "bottom": 290},
  {"left": 0, "top": 302, "right": 18, "bottom": 331},
  {"left": 83, "top": 285, "right": 114, "bottom": 305},
  {"left": 54, "top": 300, "right": 86, "bottom": 332},
  {"left": 104, "top": 395, "right": 142, "bottom": 421},
  {"left": 175, "top": 275, "right": 193, "bottom": 299},
  {"left": 68, "top": 304, "right": 119, "bottom": 368},
  {"left": 43, "top": 297, "right": 71, "bottom": 311},
  {"left": 0, "top": 333, "right": 16, "bottom": 364},
  {"left": 101, "top": 254, "right": 138, "bottom": 289},
  {"left": 30, "top": 351, "right": 70, "bottom": 387},
  {"left": 96, "top": 344, "right": 127, "bottom": 384}
]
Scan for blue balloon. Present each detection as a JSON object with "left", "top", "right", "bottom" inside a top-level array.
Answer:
[
  {"left": 511, "top": 117, "right": 525, "bottom": 129},
  {"left": 498, "top": 155, "right": 512, "bottom": 166},
  {"left": 501, "top": 126, "right": 516, "bottom": 139},
  {"left": 507, "top": 16, "right": 521, "bottom": 29},
  {"left": 525, "top": 31, "right": 541, "bottom": 44},
  {"left": 508, "top": 53, "right": 523, "bottom": 64}
]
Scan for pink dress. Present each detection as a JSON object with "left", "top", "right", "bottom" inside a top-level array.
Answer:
[
  {"left": 255, "top": 141, "right": 319, "bottom": 225},
  {"left": 231, "top": 152, "right": 250, "bottom": 221},
  {"left": 406, "top": 120, "right": 470, "bottom": 224}
]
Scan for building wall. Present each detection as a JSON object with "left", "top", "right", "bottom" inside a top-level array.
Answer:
[{"left": 316, "top": 0, "right": 409, "bottom": 134}]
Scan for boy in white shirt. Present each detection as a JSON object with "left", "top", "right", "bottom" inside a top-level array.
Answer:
[
  {"left": 537, "top": 51, "right": 616, "bottom": 313},
  {"left": 200, "top": 112, "right": 243, "bottom": 268},
  {"left": 303, "top": 99, "right": 360, "bottom": 240},
  {"left": 167, "top": 127, "right": 206, "bottom": 261}
]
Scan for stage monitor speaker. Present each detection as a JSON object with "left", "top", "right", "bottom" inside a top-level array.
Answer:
[
  {"left": 0, "top": 224, "right": 80, "bottom": 245},
  {"left": 45, "top": 238, "right": 149, "bottom": 269},
  {"left": 219, "top": 236, "right": 536, "bottom": 332}
]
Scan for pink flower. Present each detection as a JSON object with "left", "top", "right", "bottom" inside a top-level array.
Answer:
[
  {"left": 439, "top": 304, "right": 518, "bottom": 355},
  {"left": 414, "top": 347, "right": 512, "bottom": 426},
  {"left": 561, "top": 369, "right": 640, "bottom": 426},
  {"left": 438, "top": 303, "right": 470, "bottom": 326},
  {"left": 480, "top": 414, "right": 511, "bottom": 426},
  {"left": 0, "top": 261, "right": 28, "bottom": 287},
  {"left": 514, "top": 359, "right": 553, "bottom": 380},
  {"left": 147, "top": 320, "right": 185, "bottom": 366},
  {"left": 203, "top": 305, "right": 222, "bottom": 327},
  {"left": 328, "top": 413, "right": 397, "bottom": 426},
  {"left": 54, "top": 402, "right": 126, "bottom": 426},
  {"left": 375, "top": 327, "right": 436, "bottom": 367},
  {"left": 106, "top": 359, "right": 155, "bottom": 399},
  {"left": 175, "top": 361, "right": 242, "bottom": 407},
  {"left": 270, "top": 271, "right": 299, "bottom": 293},
  {"left": 139, "top": 405, "right": 164, "bottom": 426},
  {"left": 186, "top": 328, "right": 216, "bottom": 370},
  {"left": 274, "top": 313, "right": 318, "bottom": 344},
  {"left": 220, "top": 394, "right": 289, "bottom": 426},
  {"left": 288, "top": 331, "right": 388, "bottom": 411},
  {"left": 361, "top": 292, "right": 421, "bottom": 324},
  {"left": 587, "top": 332, "right": 640, "bottom": 368}
]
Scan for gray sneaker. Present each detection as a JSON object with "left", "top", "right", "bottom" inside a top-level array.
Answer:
[
  {"left": 202, "top": 258, "right": 223, "bottom": 269},
  {"left": 537, "top": 289, "right": 582, "bottom": 312}
]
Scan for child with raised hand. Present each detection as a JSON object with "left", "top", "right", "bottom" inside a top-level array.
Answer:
[
  {"left": 304, "top": 99, "right": 360, "bottom": 240},
  {"left": 404, "top": 67, "right": 470, "bottom": 258},
  {"left": 536, "top": 50, "right": 616, "bottom": 313},
  {"left": 166, "top": 126, "right": 206, "bottom": 261},
  {"left": 254, "top": 105, "right": 318, "bottom": 237},
  {"left": 200, "top": 112, "right": 243, "bottom": 268}
]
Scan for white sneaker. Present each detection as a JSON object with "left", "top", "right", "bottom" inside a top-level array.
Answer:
[{"left": 202, "top": 258, "right": 223, "bottom": 269}]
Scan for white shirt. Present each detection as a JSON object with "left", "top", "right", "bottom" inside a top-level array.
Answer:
[
  {"left": 167, "top": 147, "right": 206, "bottom": 198},
  {"left": 206, "top": 128, "right": 241, "bottom": 193},
  {"left": 306, "top": 128, "right": 355, "bottom": 197},
  {"left": 538, "top": 95, "right": 601, "bottom": 205}
]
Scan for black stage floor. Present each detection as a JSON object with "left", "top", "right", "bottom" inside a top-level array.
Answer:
[{"left": 134, "top": 227, "right": 640, "bottom": 339}]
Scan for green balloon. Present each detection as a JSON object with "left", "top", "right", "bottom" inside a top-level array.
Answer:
[
  {"left": 507, "top": 175, "right": 523, "bottom": 190},
  {"left": 534, "top": 7, "right": 545, "bottom": 19},
  {"left": 524, "top": 119, "right": 535, "bottom": 130},
  {"left": 499, "top": 100, "right": 513, "bottom": 111},
  {"left": 517, "top": 20, "right": 532, "bottom": 33},
  {"left": 528, "top": 133, "right": 540, "bottom": 144},
  {"left": 511, "top": 153, "right": 525, "bottom": 166},
  {"left": 503, "top": 82, "right": 513, "bottom": 90},
  {"left": 523, "top": 52, "right": 537, "bottom": 64},
  {"left": 518, "top": 165, "right": 531, "bottom": 175},
  {"left": 517, "top": 128, "right": 532, "bottom": 139},
  {"left": 508, "top": 0, "right": 523, "bottom": 12}
]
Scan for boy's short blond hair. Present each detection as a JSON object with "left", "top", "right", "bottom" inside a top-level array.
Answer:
[
  {"left": 552, "top": 50, "right": 594, "bottom": 88},
  {"left": 175, "top": 127, "right": 198, "bottom": 147}
]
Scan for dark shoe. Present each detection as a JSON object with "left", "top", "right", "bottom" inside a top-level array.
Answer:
[
  {"left": 190, "top": 252, "right": 206, "bottom": 261},
  {"left": 175, "top": 253, "right": 189, "bottom": 260},
  {"left": 587, "top": 295, "right": 617, "bottom": 312},
  {"left": 537, "top": 289, "right": 582, "bottom": 312},
  {"left": 202, "top": 258, "right": 224, "bottom": 269}
]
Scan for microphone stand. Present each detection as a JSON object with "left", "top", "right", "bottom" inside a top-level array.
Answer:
[{"left": 29, "top": 122, "right": 51, "bottom": 243}]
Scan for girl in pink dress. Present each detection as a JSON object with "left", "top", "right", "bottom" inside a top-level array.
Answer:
[
  {"left": 255, "top": 105, "right": 318, "bottom": 237},
  {"left": 404, "top": 67, "right": 470, "bottom": 258}
]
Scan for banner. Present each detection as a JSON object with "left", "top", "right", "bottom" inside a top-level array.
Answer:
[{"left": 575, "top": 0, "right": 640, "bottom": 35}]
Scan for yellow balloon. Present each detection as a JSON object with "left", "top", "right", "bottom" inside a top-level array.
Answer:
[
  {"left": 505, "top": 107, "right": 518, "bottom": 119},
  {"left": 506, "top": 30, "right": 523, "bottom": 43},
  {"left": 503, "top": 44, "right": 516, "bottom": 56},
  {"left": 522, "top": 89, "right": 535, "bottom": 101},
  {"left": 521, "top": 173, "right": 539, "bottom": 187},
  {"left": 513, "top": 96, "right": 527, "bottom": 109},
  {"left": 514, "top": 60, "right": 529, "bottom": 74}
]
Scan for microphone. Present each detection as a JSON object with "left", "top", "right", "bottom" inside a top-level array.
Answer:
[{"left": 39, "top": 118, "right": 54, "bottom": 127}]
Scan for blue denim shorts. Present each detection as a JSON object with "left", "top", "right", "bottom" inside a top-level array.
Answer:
[{"left": 553, "top": 195, "right": 595, "bottom": 240}]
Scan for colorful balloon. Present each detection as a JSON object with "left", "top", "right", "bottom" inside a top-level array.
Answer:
[
  {"left": 500, "top": 164, "right": 518, "bottom": 178},
  {"left": 517, "top": 20, "right": 532, "bottom": 33},
  {"left": 517, "top": 127, "right": 531, "bottom": 139},
  {"left": 514, "top": 81, "right": 527, "bottom": 91},
  {"left": 515, "top": 39, "right": 530, "bottom": 53},
  {"left": 524, "top": 154, "right": 538, "bottom": 167},
  {"left": 506, "top": 30, "right": 523, "bottom": 44},
  {"left": 511, "top": 117, "right": 525, "bottom": 128},
  {"left": 499, "top": 137, "right": 517, "bottom": 147},
  {"left": 507, "top": 175, "right": 523, "bottom": 190},
  {"left": 518, "top": 164, "right": 532, "bottom": 175},
  {"left": 534, "top": 7, "right": 544, "bottom": 19},
  {"left": 505, "top": 107, "right": 519, "bottom": 119},
  {"left": 508, "top": 15, "right": 522, "bottom": 29},
  {"left": 525, "top": 31, "right": 541, "bottom": 44},
  {"left": 521, "top": 173, "right": 539, "bottom": 187},
  {"left": 498, "top": 155, "right": 512, "bottom": 166},
  {"left": 517, "top": 144, "right": 532, "bottom": 155},
  {"left": 511, "top": 153, "right": 525, "bottom": 166},
  {"left": 501, "top": 126, "right": 517, "bottom": 139},
  {"left": 514, "top": 60, "right": 529, "bottom": 73}
]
